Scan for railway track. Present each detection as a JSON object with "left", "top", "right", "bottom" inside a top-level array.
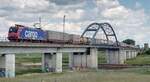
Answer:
[{"left": 98, "top": 64, "right": 150, "bottom": 69}]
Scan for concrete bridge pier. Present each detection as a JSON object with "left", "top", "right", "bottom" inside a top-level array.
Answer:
[
  {"left": 126, "top": 50, "right": 134, "bottom": 59},
  {"left": 131, "top": 51, "right": 135, "bottom": 58},
  {"left": 68, "top": 53, "right": 73, "bottom": 69},
  {"left": 106, "top": 49, "right": 130, "bottom": 64},
  {"left": 106, "top": 49, "right": 139, "bottom": 64},
  {"left": 0, "top": 54, "right": 15, "bottom": 78},
  {"left": 87, "top": 48, "right": 98, "bottom": 69},
  {"left": 126, "top": 50, "right": 135, "bottom": 59},
  {"left": 129, "top": 51, "right": 133, "bottom": 59},
  {"left": 106, "top": 49, "right": 120, "bottom": 64},
  {"left": 132, "top": 50, "right": 138, "bottom": 58},
  {"left": 69, "top": 52, "right": 87, "bottom": 69},
  {"left": 126, "top": 51, "right": 130, "bottom": 59},
  {"left": 130, "top": 50, "right": 135, "bottom": 59},
  {"left": 132, "top": 51, "right": 136, "bottom": 58},
  {"left": 119, "top": 50, "right": 127, "bottom": 64},
  {"left": 134, "top": 51, "right": 138, "bottom": 58},
  {"left": 42, "top": 52, "right": 62, "bottom": 73},
  {"left": 69, "top": 48, "right": 98, "bottom": 69}
]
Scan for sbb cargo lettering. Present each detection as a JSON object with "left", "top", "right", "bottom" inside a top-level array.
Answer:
[{"left": 25, "top": 30, "right": 38, "bottom": 39}]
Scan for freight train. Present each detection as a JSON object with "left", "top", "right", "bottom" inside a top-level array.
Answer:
[
  {"left": 8, "top": 24, "right": 89, "bottom": 44},
  {"left": 8, "top": 24, "right": 116, "bottom": 45}
]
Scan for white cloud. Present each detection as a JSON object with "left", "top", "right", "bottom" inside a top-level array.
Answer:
[
  {"left": 101, "top": 6, "right": 129, "bottom": 19},
  {"left": 95, "top": 0, "right": 149, "bottom": 45},
  {"left": 0, "top": 18, "right": 16, "bottom": 37},
  {"left": 95, "top": 0, "right": 120, "bottom": 9},
  {"left": 52, "top": 9, "right": 84, "bottom": 20},
  {"left": 43, "top": 22, "right": 82, "bottom": 35},
  {"left": 0, "top": 0, "right": 149, "bottom": 45},
  {"left": 0, "top": 0, "right": 50, "bottom": 11},
  {"left": 50, "top": 0, "right": 84, "bottom": 6}
]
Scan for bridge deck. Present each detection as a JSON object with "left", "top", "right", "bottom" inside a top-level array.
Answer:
[{"left": 0, "top": 42, "right": 119, "bottom": 49}]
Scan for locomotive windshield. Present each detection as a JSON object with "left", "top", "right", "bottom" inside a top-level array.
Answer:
[{"left": 9, "top": 27, "right": 18, "bottom": 33}]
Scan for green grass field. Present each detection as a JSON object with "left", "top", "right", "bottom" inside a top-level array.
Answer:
[
  {"left": 1, "top": 69, "right": 150, "bottom": 82},
  {"left": 15, "top": 54, "right": 42, "bottom": 75},
  {"left": 15, "top": 53, "right": 42, "bottom": 63},
  {"left": 125, "top": 54, "right": 150, "bottom": 64},
  {"left": 98, "top": 51, "right": 107, "bottom": 64}
]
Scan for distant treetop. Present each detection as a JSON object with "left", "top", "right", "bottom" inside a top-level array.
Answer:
[{"left": 122, "top": 39, "right": 135, "bottom": 45}]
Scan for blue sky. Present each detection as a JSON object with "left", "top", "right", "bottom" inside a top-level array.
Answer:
[
  {"left": 0, "top": 0, "right": 149, "bottom": 46},
  {"left": 119, "top": 0, "right": 150, "bottom": 15},
  {"left": 119, "top": 0, "right": 150, "bottom": 9}
]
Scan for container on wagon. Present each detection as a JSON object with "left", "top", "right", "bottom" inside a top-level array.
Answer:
[
  {"left": 47, "top": 30, "right": 71, "bottom": 43},
  {"left": 71, "top": 34, "right": 81, "bottom": 44}
]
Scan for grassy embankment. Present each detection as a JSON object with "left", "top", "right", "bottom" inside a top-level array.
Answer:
[
  {"left": 125, "top": 54, "right": 150, "bottom": 64},
  {"left": 1, "top": 69, "right": 150, "bottom": 82}
]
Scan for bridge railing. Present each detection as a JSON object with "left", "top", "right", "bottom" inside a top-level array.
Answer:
[
  {"left": 92, "top": 39, "right": 118, "bottom": 46},
  {"left": 119, "top": 42, "right": 139, "bottom": 48}
]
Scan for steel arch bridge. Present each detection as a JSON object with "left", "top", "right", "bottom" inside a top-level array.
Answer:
[{"left": 81, "top": 22, "right": 119, "bottom": 46}]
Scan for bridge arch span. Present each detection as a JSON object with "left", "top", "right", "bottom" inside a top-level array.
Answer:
[{"left": 81, "top": 22, "right": 119, "bottom": 46}]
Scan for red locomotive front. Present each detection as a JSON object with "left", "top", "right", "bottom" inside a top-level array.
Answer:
[{"left": 8, "top": 26, "right": 19, "bottom": 41}]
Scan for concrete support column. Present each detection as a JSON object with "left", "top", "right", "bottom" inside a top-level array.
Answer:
[
  {"left": 126, "top": 51, "right": 130, "bottom": 59},
  {"left": 72, "top": 53, "right": 80, "bottom": 68},
  {"left": 129, "top": 51, "right": 133, "bottom": 59},
  {"left": 0, "top": 55, "right": 5, "bottom": 69},
  {"left": 87, "top": 48, "right": 98, "bottom": 69},
  {"left": 69, "top": 52, "right": 88, "bottom": 69},
  {"left": 0, "top": 54, "right": 15, "bottom": 78},
  {"left": 126, "top": 50, "right": 138, "bottom": 60},
  {"left": 0, "top": 54, "right": 5, "bottom": 77},
  {"left": 106, "top": 49, "right": 120, "bottom": 64},
  {"left": 5, "top": 54, "right": 15, "bottom": 78},
  {"left": 119, "top": 50, "right": 126, "bottom": 64},
  {"left": 69, "top": 53, "right": 73, "bottom": 69},
  {"left": 42, "top": 53, "right": 62, "bottom": 73},
  {"left": 130, "top": 51, "right": 133, "bottom": 59},
  {"left": 42, "top": 53, "right": 53, "bottom": 72},
  {"left": 69, "top": 48, "right": 98, "bottom": 69},
  {"left": 55, "top": 52, "right": 62, "bottom": 73},
  {"left": 81, "top": 53, "right": 87, "bottom": 68},
  {"left": 135, "top": 51, "right": 138, "bottom": 57},
  {"left": 133, "top": 51, "right": 135, "bottom": 58},
  {"left": 134, "top": 51, "right": 138, "bottom": 58},
  {"left": 132, "top": 51, "right": 135, "bottom": 58}
]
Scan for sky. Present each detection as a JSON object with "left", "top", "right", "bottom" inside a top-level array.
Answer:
[{"left": 0, "top": 0, "right": 149, "bottom": 46}]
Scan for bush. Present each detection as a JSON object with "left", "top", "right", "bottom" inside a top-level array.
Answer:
[{"left": 143, "top": 48, "right": 150, "bottom": 55}]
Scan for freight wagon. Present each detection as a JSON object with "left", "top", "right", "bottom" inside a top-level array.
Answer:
[{"left": 46, "top": 30, "right": 72, "bottom": 43}]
